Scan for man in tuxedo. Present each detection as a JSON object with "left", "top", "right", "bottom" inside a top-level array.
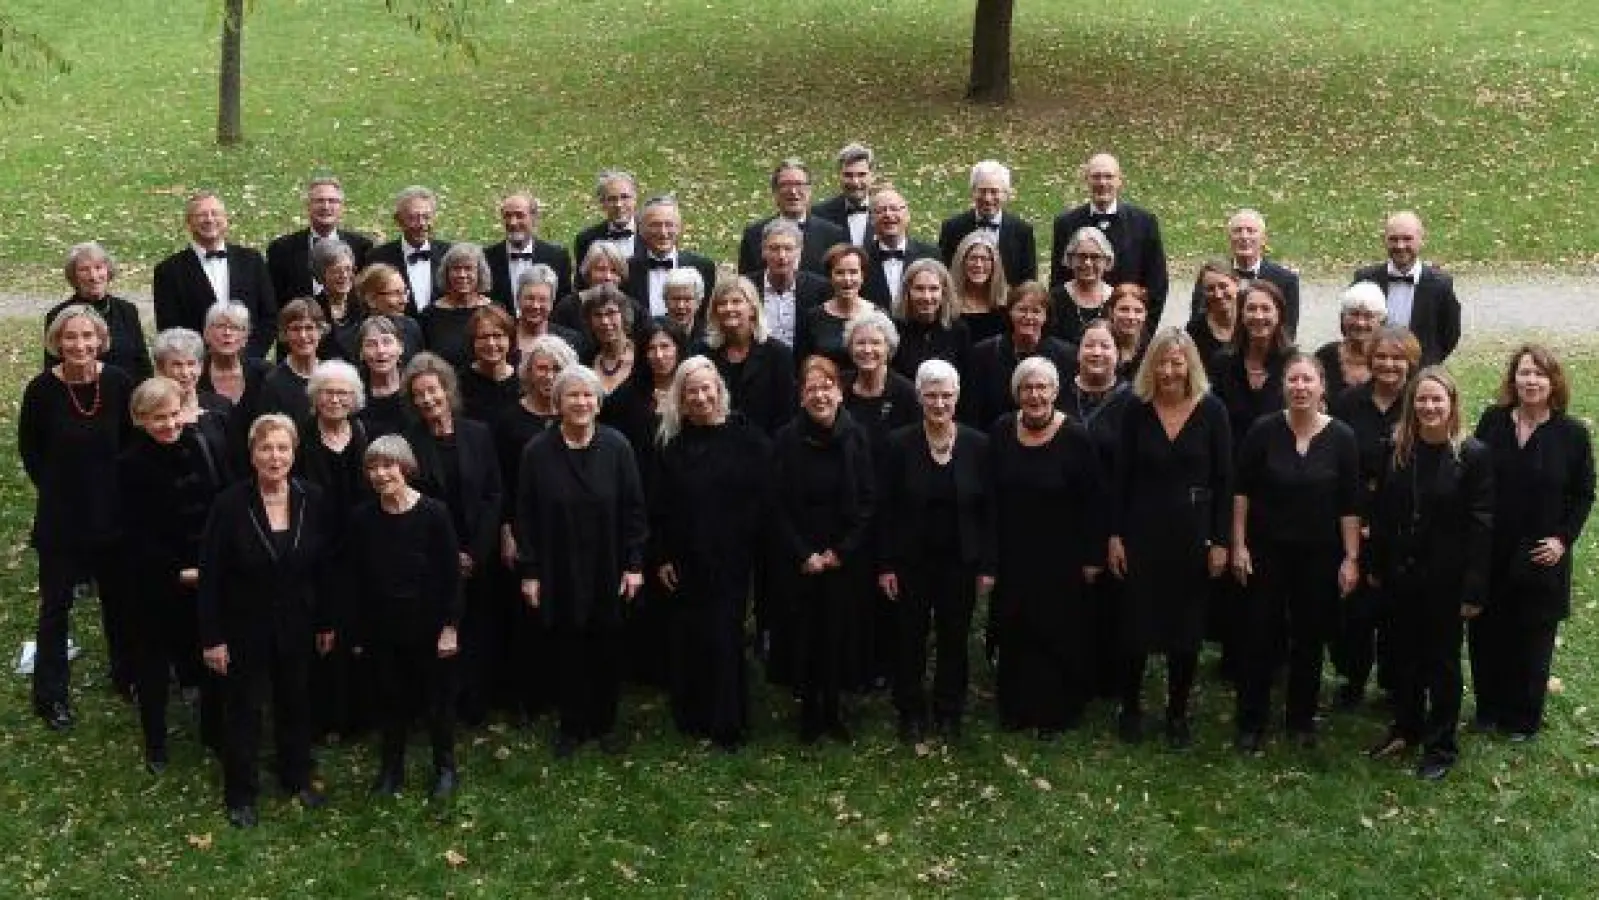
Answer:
[
  {"left": 571, "top": 169, "right": 639, "bottom": 285},
  {"left": 152, "top": 191, "right": 277, "bottom": 359},
  {"left": 1352, "top": 211, "right": 1461, "bottom": 365},
  {"left": 366, "top": 186, "right": 451, "bottom": 316},
  {"left": 754, "top": 219, "right": 831, "bottom": 347},
  {"left": 938, "top": 160, "right": 1038, "bottom": 285},
  {"left": 484, "top": 191, "right": 572, "bottom": 312},
  {"left": 265, "top": 176, "right": 373, "bottom": 302},
  {"left": 811, "top": 142, "right": 875, "bottom": 246},
  {"left": 736, "top": 159, "right": 847, "bottom": 276},
  {"left": 1050, "top": 153, "right": 1169, "bottom": 329},
  {"left": 627, "top": 196, "right": 718, "bottom": 320},
  {"left": 1187, "top": 209, "right": 1301, "bottom": 337},
  {"left": 862, "top": 187, "right": 937, "bottom": 311}
]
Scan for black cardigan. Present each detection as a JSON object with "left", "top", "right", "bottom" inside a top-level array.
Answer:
[
  {"left": 404, "top": 417, "right": 503, "bottom": 569},
  {"left": 769, "top": 409, "right": 877, "bottom": 566},
  {"left": 876, "top": 422, "right": 996, "bottom": 576},
  {"left": 1370, "top": 438, "right": 1494, "bottom": 608}
]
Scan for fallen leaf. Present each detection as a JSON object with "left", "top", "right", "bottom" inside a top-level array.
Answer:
[
  {"left": 444, "top": 849, "right": 468, "bottom": 868},
  {"left": 186, "top": 833, "right": 213, "bottom": 851}
]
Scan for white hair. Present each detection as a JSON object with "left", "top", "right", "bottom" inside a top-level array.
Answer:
[
  {"left": 844, "top": 309, "right": 900, "bottom": 357},
  {"left": 1340, "top": 281, "right": 1389, "bottom": 318},
  {"left": 663, "top": 266, "right": 705, "bottom": 301},
  {"left": 1010, "top": 356, "right": 1060, "bottom": 401},
  {"left": 970, "top": 160, "right": 1012, "bottom": 190},
  {"left": 307, "top": 359, "right": 367, "bottom": 412},
  {"left": 915, "top": 358, "right": 961, "bottom": 393},
  {"left": 204, "top": 301, "right": 251, "bottom": 330},
  {"left": 552, "top": 364, "right": 605, "bottom": 410},
  {"left": 1228, "top": 208, "right": 1266, "bottom": 231}
]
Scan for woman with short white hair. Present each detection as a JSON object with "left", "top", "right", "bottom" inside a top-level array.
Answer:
[{"left": 1316, "top": 281, "right": 1389, "bottom": 398}]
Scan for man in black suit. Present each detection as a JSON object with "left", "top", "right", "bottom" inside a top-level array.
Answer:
[
  {"left": 753, "top": 219, "right": 831, "bottom": 347},
  {"left": 366, "top": 186, "right": 451, "bottom": 316},
  {"left": 265, "top": 176, "right": 373, "bottom": 303},
  {"left": 484, "top": 191, "right": 572, "bottom": 312},
  {"left": 1050, "top": 153, "right": 1169, "bottom": 329},
  {"left": 862, "top": 187, "right": 937, "bottom": 311},
  {"left": 811, "top": 142, "right": 875, "bottom": 246},
  {"left": 736, "top": 159, "right": 847, "bottom": 276},
  {"left": 1187, "top": 208, "right": 1301, "bottom": 337},
  {"left": 627, "top": 196, "right": 718, "bottom": 320},
  {"left": 1352, "top": 211, "right": 1461, "bottom": 365},
  {"left": 152, "top": 191, "right": 277, "bottom": 359},
  {"left": 938, "top": 159, "right": 1038, "bottom": 285},
  {"left": 571, "top": 169, "right": 639, "bottom": 287}
]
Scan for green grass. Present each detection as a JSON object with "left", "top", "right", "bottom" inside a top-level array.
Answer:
[{"left": 1, "top": 0, "right": 1597, "bottom": 296}]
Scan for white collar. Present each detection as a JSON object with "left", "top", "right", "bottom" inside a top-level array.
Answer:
[
  {"left": 403, "top": 240, "right": 431, "bottom": 255},
  {"left": 1387, "top": 260, "right": 1423, "bottom": 279},
  {"left": 1088, "top": 200, "right": 1120, "bottom": 215}
]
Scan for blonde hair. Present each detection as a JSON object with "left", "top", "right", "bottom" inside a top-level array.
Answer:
[
  {"left": 129, "top": 375, "right": 184, "bottom": 419},
  {"left": 1132, "top": 327, "right": 1209, "bottom": 402},
  {"left": 950, "top": 231, "right": 1008, "bottom": 310},
  {"left": 1392, "top": 366, "right": 1464, "bottom": 468},
  {"left": 656, "top": 355, "right": 730, "bottom": 445},
  {"left": 248, "top": 413, "right": 299, "bottom": 450}
]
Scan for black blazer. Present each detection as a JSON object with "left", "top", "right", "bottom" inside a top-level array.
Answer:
[
  {"left": 623, "top": 249, "right": 719, "bottom": 317},
  {"left": 707, "top": 338, "right": 797, "bottom": 435},
  {"left": 877, "top": 422, "right": 996, "bottom": 575},
  {"left": 1050, "top": 202, "right": 1169, "bottom": 328},
  {"left": 152, "top": 243, "right": 277, "bottom": 359},
  {"left": 197, "top": 478, "right": 335, "bottom": 653},
  {"left": 118, "top": 427, "right": 229, "bottom": 591},
  {"left": 811, "top": 194, "right": 874, "bottom": 243},
  {"left": 737, "top": 216, "right": 849, "bottom": 277},
  {"left": 1189, "top": 258, "right": 1302, "bottom": 339},
  {"left": 1370, "top": 438, "right": 1494, "bottom": 609},
  {"left": 1351, "top": 263, "right": 1461, "bottom": 366},
  {"left": 367, "top": 239, "right": 454, "bottom": 317},
  {"left": 484, "top": 238, "right": 573, "bottom": 312},
  {"left": 405, "top": 417, "right": 503, "bottom": 569},
  {"left": 959, "top": 334, "right": 1079, "bottom": 430},
  {"left": 266, "top": 228, "right": 373, "bottom": 303},
  {"left": 938, "top": 210, "right": 1038, "bottom": 285},
  {"left": 862, "top": 237, "right": 938, "bottom": 310}
]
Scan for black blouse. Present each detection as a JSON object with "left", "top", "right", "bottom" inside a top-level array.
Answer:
[
  {"left": 1329, "top": 381, "right": 1405, "bottom": 518},
  {"left": 419, "top": 303, "right": 488, "bottom": 368},
  {"left": 892, "top": 317, "right": 972, "bottom": 384},
  {"left": 1235, "top": 413, "right": 1359, "bottom": 547},
  {"left": 1210, "top": 349, "right": 1288, "bottom": 458},
  {"left": 19, "top": 365, "right": 136, "bottom": 550},
  {"left": 458, "top": 365, "right": 521, "bottom": 426}
]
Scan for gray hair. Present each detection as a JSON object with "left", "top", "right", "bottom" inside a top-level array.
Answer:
[
  {"left": 151, "top": 327, "right": 204, "bottom": 365},
  {"left": 593, "top": 169, "right": 638, "bottom": 202},
  {"left": 401, "top": 351, "right": 461, "bottom": 415},
  {"left": 663, "top": 267, "right": 706, "bottom": 302},
  {"left": 894, "top": 258, "right": 958, "bottom": 328},
  {"left": 703, "top": 276, "right": 770, "bottom": 348},
  {"left": 358, "top": 314, "right": 401, "bottom": 345},
  {"left": 656, "top": 355, "right": 730, "bottom": 445},
  {"left": 969, "top": 159, "right": 1012, "bottom": 190},
  {"left": 519, "top": 334, "right": 579, "bottom": 385},
  {"left": 248, "top": 413, "right": 299, "bottom": 450},
  {"left": 552, "top": 364, "right": 605, "bottom": 410},
  {"left": 204, "top": 300, "right": 251, "bottom": 331},
  {"left": 435, "top": 242, "right": 492, "bottom": 293},
  {"left": 63, "top": 241, "right": 117, "bottom": 286},
  {"left": 641, "top": 194, "right": 679, "bottom": 218},
  {"left": 580, "top": 241, "right": 630, "bottom": 281},
  {"left": 393, "top": 185, "right": 437, "bottom": 214},
  {"left": 1228, "top": 208, "right": 1266, "bottom": 232},
  {"left": 916, "top": 358, "right": 961, "bottom": 394},
  {"left": 1010, "top": 355, "right": 1060, "bottom": 401},
  {"left": 837, "top": 142, "right": 874, "bottom": 168},
  {"left": 43, "top": 303, "right": 110, "bottom": 357},
  {"left": 304, "top": 175, "right": 343, "bottom": 199},
  {"left": 307, "top": 358, "right": 367, "bottom": 413},
  {"left": 1064, "top": 226, "right": 1115, "bottom": 269},
  {"left": 844, "top": 309, "right": 900, "bottom": 357},
  {"left": 762, "top": 218, "right": 803, "bottom": 247},
  {"left": 364, "top": 434, "right": 417, "bottom": 477},
  {"left": 1340, "top": 281, "right": 1389, "bottom": 319},
  {"left": 769, "top": 158, "right": 810, "bottom": 190},
  {"left": 309, "top": 238, "right": 355, "bottom": 280},
  {"left": 516, "top": 264, "right": 561, "bottom": 299}
]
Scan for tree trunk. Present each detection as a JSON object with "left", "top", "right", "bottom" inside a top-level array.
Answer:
[
  {"left": 966, "top": 0, "right": 1014, "bottom": 104},
  {"left": 216, "top": 0, "right": 244, "bottom": 146}
]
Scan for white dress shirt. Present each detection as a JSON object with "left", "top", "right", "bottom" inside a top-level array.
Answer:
[
  {"left": 877, "top": 241, "right": 907, "bottom": 307},
  {"left": 1384, "top": 260, "right": 1421, "bottom": 328},
  {"left": 846, "top": 208, "right": 869, "bottom": 246},
  {"left": 762, "top": 273, "right": 798, "bottom": 346},
  {"left": 193, "top": 243, "right": 230, "bottom": 303},
  {"left": 599, "top": 219, "right": 637, "bottom": 259},
  {"left": 404, "top": 241, "right": 435, "bottom": 311},
  {"left": 645, "top": 251, "right": 678, "bottom": 318},
  {"left": 505, "top": 240, "right": 535, "bottom": 298}
]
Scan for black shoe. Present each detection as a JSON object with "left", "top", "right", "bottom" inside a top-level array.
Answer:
[
  {"left": 430, "top": 768, "right": 458, "bottom": 801},
  {"left": 294, "top": 787, "right": 328, "bottom": 810},
  {"left": 825, "top": 721, "right": 853, "bottom": 744},
  {"left": 553, "top": 734, "right": 579, "bottom": 759},
  {"left": 1367, "top": 731, "right": 1408, "bottom": 760},
  {"left": 371, "top": 768, "right": 404, "bottom": 796},
  {"left": 1117, "top": 710, "right": 1143, "bottom": 745},
  {"left": 1333, "top": 684, "right": 1365, "bottom": 711},
  {"left": 227, "top": 805, "right": 258, "bottom": 829},
  {"left": 1165, "top": 717, "right": 1192, "bottom": 750},
  {"left": 1415, "top": 754, "right": 1453, "bottom": 781},
  {"left": 145, "top": 746, "right": 169, "bottom": 776},
  {"left": 35, "top": 702, "right": 74, "bottom": 731},
  {"left": 1234, "top": 730, "right": 1265, "bottom": 755}
]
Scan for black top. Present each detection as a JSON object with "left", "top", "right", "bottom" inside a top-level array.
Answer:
[
  {"left": 258, "top": 361, "right": 313, "bottom": 426},
  {"left": 1068, "top": 379, "right": 1135, "bottom": 470},
  {"left": 44, "top": 295, "right": 153, "bottom": 382},
  {"left": 406, "top": 418, "right": 502, "bottom": 566},
  {"left": 315, "top": 293, "right": 366, "bottom": 363},
  {"left": 877, "top": 423, "right": 996, "bottom": 574},
  {"left": 961, "top": 310, "right": 1006, "bottom": 346},
  {"left": 358, "top": 389, "right": 410, "bottom": 439},
  {"left": 200, "top": 355, "right": 272, "bottom": 471},
  {"left": 1111, "top": 394, "right": 1233, "bottom": 546},
  {"left": 648, "top": 421, "right": 774, "bottom": 598},
  {"left": 1314, "top": 341, "right": 1366, "bottom": 400},
  {"left": 1184, "top": 318, "right": 1231, "bottom": 384},
  {"left": 419, "top": 302, "right": 489, "bottom": 368},
  {"left": 1210, "top": 349, "right": 1289, "bottom": 458},
  {"left": 118, "top": 427, "right": 228, "bottom": 585},
  {"left": 988, "top": 413, "right": 1108, "bottom": 583},
  {"left": 1235, "top": 413, "right": 1358, "bottom": 547},
  {"left": 1329, "top": 380, "right": 1405, "bottom": 518},
  {"left": 18, "top": 365, "right": 136, "bottom": 550},
  {"left": 793, "top": 304, "right": 857, "bottom": 374},
  {"left": 345, "top": 496, "right": 462, "bottom": 643},
  {"left": 491, "top": 401, "right": 559, "bottom": 524},
  {"left": 844, "top": 371, "right": 920, "bottom": 480},
  {"left": 459, "top": 365, "right": 521, "bottom": 426},
  {"left": 770, "top": 410, "right": 877, "bottom": 567},
  {"left": 294, "top": 418, "right": 372, "bottom": 534},
  {"left": 959, "top": 334, "right": 1079, "bottom": 430},
  {"left": 1370, "top": 438, "right": 1494, "bottom": 606},
  {"left": 708, "top": 339, "right": 796, "bottom": 436},
  {"left": 1050, "top": 292, "right": 1109, "bottom": 347},
  {"left": 892, "top": 317, "right": 972, "bottom": 385}
]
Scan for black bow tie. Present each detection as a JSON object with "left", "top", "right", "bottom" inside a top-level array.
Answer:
[
  {"left": 978, "top": 218, "right": 1001, "bottom": 230},
  {"left": 204, "top": 249, "right": 228, "bottom": 260},
  {"left": 877, "top": 248, "right": 905, "bottom": 261},
  {"left": 845, "top": 202, "right": 869, "bottom": 215},
  {"left": 647, "top": 257, "right": 676, "bottom": 270},
  {"left": 1390, "top": 271, "right": 1417, "bottom": 285},
  {"left": 606, "top": 227, "right": 634, "bottom": 240},
  {"left": 406, "top": 250, "right": 431, "bottom": 264},
  {"left": 509, "top": 252, "right": 534, "bottom": 261},
  {"left": 1234, "top": 268, "right": 1258, "bottom": 280}
]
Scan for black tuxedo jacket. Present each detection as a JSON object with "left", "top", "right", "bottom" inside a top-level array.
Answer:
[
  {"left": 862, "top": 238, "right": 938, "bottom": 311},
  {"left": 484, "top": 238, "right": 573, "bottom": 312},
  {"left": 812, "top": 194, "right": 874, "bottom": 245},
  {"left": 367, "top": 239, "right": 453, "bottom": 318},
  {"left": 623, "top": 249, "right": 719, "bottom": 317},
  {"left": 938, "top": 210, "right": 1039, "bottom": 285},
  {"left": 736, "top": 215, "right": 848, "bottom": 276},
  {"left": 265, "top": 228, "right": 373, "bottom": 303},
  {"left": 153, "top": 243, "right": 277, "bottom": 360},
  {"left": 1351, "top": 263, "right": 1461, "bottom": 365},
  {"left": 1050, "top": 202, "right": 1169, "bottom": 327},
  {"left": 1188, "top": 257, "right": 1302, "bottom": 337}
]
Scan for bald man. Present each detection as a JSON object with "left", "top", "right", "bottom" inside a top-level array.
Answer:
[
  {"left": 1188, "top": 209, "right": 1301, "bottom": 337},
  {"left": 862, "top": 187, "right": 937, "bottom": 310},
  {"left": 1050, "top": 153, "right": 1169, "bottom": 334},
  {"left": 1351, "top": 211, "right": 1460, "bottom": 365},
  {"left": 484, "top": 192, "right": 572, "bottom": 311}
]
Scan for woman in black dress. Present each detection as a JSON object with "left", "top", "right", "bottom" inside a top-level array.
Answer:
[
  {"left": 1211, "top": 280, "right": 1293, "bottom": 455},
  {"left": 309, "top": 239, "right": 364, "bottom": 363},
  {"left": 199, "top": 301, "right": 270, "bottom": 468},
  {"left": 45, "top": 241, "right": 152, "bottom": 381},
  {"left": 356, "top": 316, "right": 411, "bottom": 438},
  {"left": 516, "top": 364, "right": 648, "bottom": 756},
  {"left": 401, "top": 352, "right": 504, "bottom": 726},
  {"left": 258, "top": 298, "right": 326, "bottom": 425},
  {"left": 1368, "top": 367, "right": 1493, "bottom": 780},
  {"left": 661, "top": 267, "right": 707, "bottom": 346},
  {"left": 951, "top": 231, "right": 1009, "bottom": 345},
  {"left": 1314, "top": 282, "right": 1386, "bottom": 399},
  {"left": 19, "top": 304, "right": 137, "bottom": 728},
  {"left": 892, "top": 258, "right": 971, "bottom": 383},
  {"left": 878, "top": 358, "right": 993, "bottom": 743},
  {"left": 1106, "top": 328, "right": 1230, "bottom": 747},
  {"left": 198, "top": 414, "right": 336, "bottom": 827},
  {"left": 513, "top": 265, "right": 585, "bottom": 362},
  {"left": 651, "top": 356, "right": 772, "bottom": 749},
  {"left": 771, "top": 356, "right": 876, "bottom": 743},
  {"left": 989, "top": 356, "right": 1106, "bottom": 736},
  {"left": 459, "top": 305, "right": 521, "bottom": 424},
  {"left": 1328, "top": 326, "right": 1421, "bottom": 707},
  {"left": 119, "top": 376, "right": 229, "bottom": 771},
  {"left": 1107, "top": 283, "right": 1149, "bottom": 381},
  {"left": 1185, "top": 261, "right": 1238, "bottom": 381},
  {"left": 420, "top": 243, "right": 496, "bottom": 368},
  {"left": 703, "top": 276, "right": 796, "bottom": 436},
  {"left": 1051, "top": 226, "right": 1114, "bottom": 346},
  {"left": 348, "top": 435, "right": 463, "bottom": 799},
  {"left": 962, "top": 281, "right": 1077, "bottom": 430},
  {"left": 1230, "top": 353, "right": 1360, "bottom": 753},
  {"left": 1471, "top": 345, "right": 1595, "bottom": 739},
  {"left": 795, "top": 243, "right": 873, "bottom": 374},
  {"left": 152, "top": 327, "right": 234, "bottom": 468}
]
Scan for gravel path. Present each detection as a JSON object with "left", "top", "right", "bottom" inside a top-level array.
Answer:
[{"left": 4, "top": 274, "right": 1596, "bottom": 352}]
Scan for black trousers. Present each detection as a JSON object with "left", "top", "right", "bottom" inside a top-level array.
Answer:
[
  {"left": 515, "top": 602, "right": 552, "bottom": 719},
  {"left": 1121, "top": 650, "right": 1199, "bottom": 721},
  {"left": 893, "top": 556, "right": 977, "bottom": 725},
  {"left": 221, "top": 636, "right": 313, "bottom": 808},
  {"left": 457, "top": 571, "right": 511, "bottom": 724},
  {"left": 1236, "top": 541, "right": 1341, "bottom": 734},
  {"left": 33, "top": 545, "right": 134, "bottom": 708},
  {"left": 1389, "top": 589, "right": 1465, "bottom": 758},
  {"left": 1468, "top": 611, "right": 1560, "bottom": 734},
  {"left": 1330, "top": 581, "right": 1395, "bottom": 695},
  {"left": 793, "top": 569, "right": 851, "bottom": 733},
  {"left": 133, "top": 583, "right": 221, "bottom": 754},
  {"left": 550, "top": 619, "right": 622, "bottom": 741},
  {"left": 371, "top": 637, "right": 457, "bottom": 773}
]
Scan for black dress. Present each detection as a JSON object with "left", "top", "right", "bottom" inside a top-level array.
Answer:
[
  {"left": 257, "top": 361, "right": 313, "bottom": 429},
  {"left": 892, "top": 317, "right": 972, "bottom": 384},
  {"left": 1210, "top": 349, "right": 1289, "bottom": 456},
  {"left": 961, "top": 309, "right": 1005, "bottom": 346},
  {"left": 960, "top": 334, "right": 1078, "bottom": 430},
  {"left": 358, "top": 387, "right": 410, "bottom": 438},
  {"left": 458, "top": 365, "right": 521, "bottom": 426},
  {"left": 1184, "top": 318, "right": 1231, "bottom": 383},
  {"left": 419, "top": 302, "right": 488, "bottom": 368},
  {"left": 988, "top": 413, "right": 1106, "bottom": 730},
  {"left": 649, "top": 421, "right": 772, "bottom": 746},
  {"left": 1471, "top": 407, "right": 1595, "bottom": 735},
  {"left": 1050, "top": 293, "right": 1109, "bottom": 347},
  {"left": 490, "top": 401, "right": 560, "bottom": 716},
  {"left": 793, "top": 304, "right": 856, "bottom": 373}
]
